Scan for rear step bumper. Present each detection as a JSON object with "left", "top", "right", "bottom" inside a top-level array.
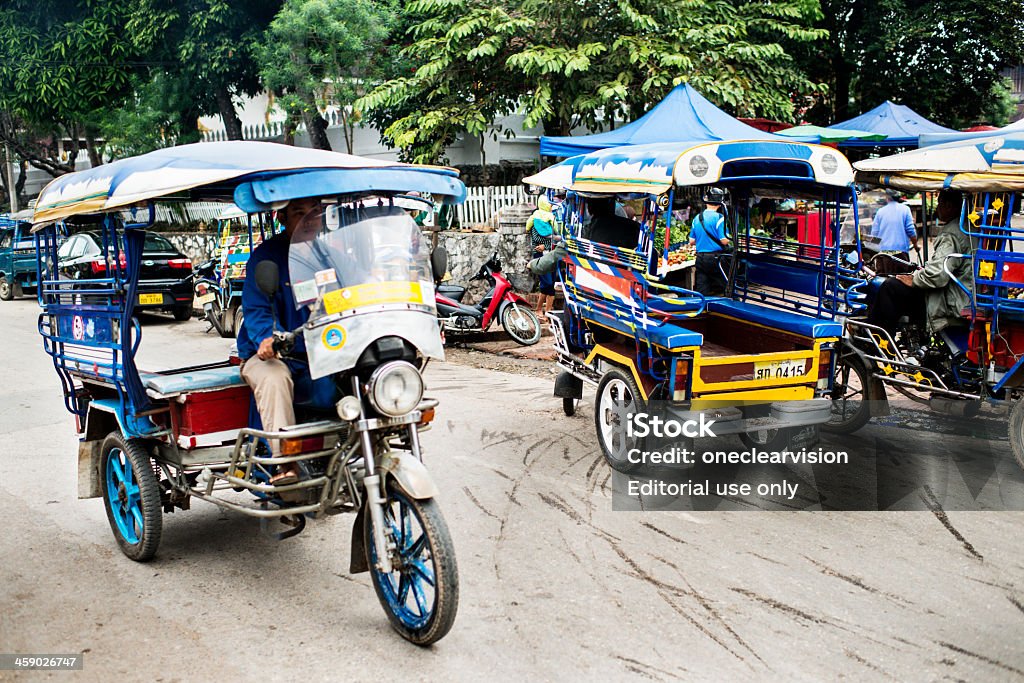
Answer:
[{"left": 664, "top": 398, "right": 831, "bottom": 436}]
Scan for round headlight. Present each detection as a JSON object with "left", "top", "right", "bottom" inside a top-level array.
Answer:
[{"left": 367, "top": 361, "right": 424, "bottom": 417}]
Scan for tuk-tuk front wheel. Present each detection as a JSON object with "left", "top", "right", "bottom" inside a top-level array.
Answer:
[
  {"left": 1008, "top": 401, "right": 1024, "bottom": 471},
  {"left": 364, "top": 483, "right": 459, "bottom": 646},
  {"left": 595, "top": 368, "right": 646, "bottom": 473},
  {"left": 0, "top": 276, "right": 13, "bottom": 301},
  {"left": 100, "top": 432, "right": 163, "bottom": 561}
]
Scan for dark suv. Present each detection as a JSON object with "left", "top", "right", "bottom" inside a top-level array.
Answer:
[{"left": 58, "top": 231, "right": 194, "bottom": 320}]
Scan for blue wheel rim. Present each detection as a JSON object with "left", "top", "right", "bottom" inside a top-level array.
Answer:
[
  {"left": 105, "top": 448, "right": 143, "bottom": 544},
  {"left": 369, "top": 491, "right": 436, "bottom": 630}
]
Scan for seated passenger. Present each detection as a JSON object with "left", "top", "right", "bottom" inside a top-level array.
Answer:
[
  {"left": 585, "top": 198, "right": 641, "bottom": 249},
  {"left": 866, "top": 190, "right": 975, "bottom": 339}
]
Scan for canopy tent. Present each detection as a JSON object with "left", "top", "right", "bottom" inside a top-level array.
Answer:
[
  {"left": 33, "top": 141, "right": 465, "bottom": 224},
  {"left": 853, "top": 132, "right": 1024, "bottom": 192},
  {"left": 538, "top": 83, "right": 783, "bottom": 158},
  {"left": 828, "top": 101, "right": 958, "bottom": 148},
  {"left": 918, "top": 117, "right": 1024, "bottom": 147},
  {"left": 776, "top": 124, "right": 885, "bottom": 144}
]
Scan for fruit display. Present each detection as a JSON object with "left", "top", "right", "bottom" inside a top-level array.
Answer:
[{"left": 665, "top": 244, "right": 696, "bottom": 266}]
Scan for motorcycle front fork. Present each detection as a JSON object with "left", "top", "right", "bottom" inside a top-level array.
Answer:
[{"left": 353, "top": 377, "right": 396, "bottom": 574}]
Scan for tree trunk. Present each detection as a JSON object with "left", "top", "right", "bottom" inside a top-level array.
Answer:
[
  {"left": 833, "top": 60, "right": 854, "bottom": 122},
  {"left": 340, "top": 110, "right": 355, "bottom": 154},
  {"left": 302, "top": 109, "right": 332, "bottom": 151},
  {"left": 84, "top": 127, "right": 102, "bottom": 168},
  {"left": 216, "top": 85, "right": 244, "bottom": 140}
]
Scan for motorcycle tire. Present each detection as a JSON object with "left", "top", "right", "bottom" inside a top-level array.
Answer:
[
  {"left": 230, "top": 305, "right": 244, "bottom": 339},
  {"left": 594, "top": 368, "right": 646, "bottom": 473},
  {"left": 822, "top": 352, "right": 872, "bottom": 434},
  {"left": 563, "top": 397, "right": 579, "bottom": 417},
  {"left": 100, "top": 432, "right": 163, "bottom": 562},
  {"left": 501, "top": 303, "right": 541, "bottom": 346},
  {"left": 365, "top": 482, "right": 459, "bottom": 646}
]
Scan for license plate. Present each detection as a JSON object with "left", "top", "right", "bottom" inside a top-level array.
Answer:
[
  {"left": 196, "top": 292, "right": 216, "bottom": 305},
  {"left": 753, "top": 358, "right": 807, "bottom": 381},
  {"left": 138, "top": 293, "right": 164, "bottom": 305}
]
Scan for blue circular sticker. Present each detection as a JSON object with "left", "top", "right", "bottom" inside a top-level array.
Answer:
[{"left": 322, "top": 325, "right": 346, "bottom": 350}]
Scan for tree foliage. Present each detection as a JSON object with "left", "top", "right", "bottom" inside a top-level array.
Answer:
[
  {"left": 794, "top": 0, "right": 1024, "bottom": 126},
  {"left": 358, "top": 0, "right": 826, "bottom": 163},
  {"left": 257, "top": 0, "right": 394, "bottom": 151}
]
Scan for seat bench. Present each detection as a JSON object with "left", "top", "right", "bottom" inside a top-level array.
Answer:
[
  {"left": 706, "top": 299, "right": 842, "bottom": 339},
  {"left": 141, "top": 364, "right": 245, "bottom": 398}
]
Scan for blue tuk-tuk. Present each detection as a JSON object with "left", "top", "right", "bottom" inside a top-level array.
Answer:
[
  {"left": 33, "top": 141, "right": 465, "bottom": 645},
  {"left": 525, "top": 140, "right": 866, "bottom": 470}
]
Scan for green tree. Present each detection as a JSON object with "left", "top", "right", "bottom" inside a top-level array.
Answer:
[
  {"left": 793, "top": 0, "right": 1024, "bottom": 126},
  {"left": 0, "top": 0, "right": 167, "bottom": 174},
  {"left": 358, "top": 0, "right": 826, "bottom": 163},
  {"left": 257, "top": 0, "right": 394, "bottom": 151}
]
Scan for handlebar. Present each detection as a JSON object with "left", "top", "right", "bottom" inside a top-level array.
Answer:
[{"left": 272, "top": 330, "right": 297, "bottom": 355}]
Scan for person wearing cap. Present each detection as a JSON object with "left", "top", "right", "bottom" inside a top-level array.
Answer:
[
  {"left": 870, "top": 189, "right": 919, "bottom": 274},
  {"left": 689, "top": 187, "right": 731, "bottom": 296}
]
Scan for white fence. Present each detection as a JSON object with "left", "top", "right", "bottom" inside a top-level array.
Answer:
[
  {"left": 148, "top": 189, "right": 528, "bottom": 228},
  {"left": 456, "top": 185, "right": 530, "bottom": 227}
]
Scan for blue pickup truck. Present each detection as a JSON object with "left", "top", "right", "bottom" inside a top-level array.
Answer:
[{"left": 0, "top": 212, "right": 37, "bottom": 300}]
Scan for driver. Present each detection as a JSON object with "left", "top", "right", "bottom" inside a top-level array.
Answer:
[
  {"left": 866, "top": 190, "right": 975, "bottom": 340},
  {"left": 237, "top": 197, "right": 320, "bottom": 485}
]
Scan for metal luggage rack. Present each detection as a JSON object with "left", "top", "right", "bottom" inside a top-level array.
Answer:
[{"left": 546, "top": 310, "right": 601, "bottom": 385}]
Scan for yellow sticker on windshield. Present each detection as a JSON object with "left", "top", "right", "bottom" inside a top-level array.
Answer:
[{"left": 323, "top": 281, "right": 427, "bottom": 314}]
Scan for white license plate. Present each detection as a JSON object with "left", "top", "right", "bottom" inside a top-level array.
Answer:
[
  {"left": 753, "top": 358, "right": 807, "bottom": 381},
  {"left": 138, "top": 293, "right": 164, "bottom": 305},
  {"left": 196, "top": 292, "right": 216, "bottom": 305}
]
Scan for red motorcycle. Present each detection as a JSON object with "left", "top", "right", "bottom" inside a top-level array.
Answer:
[{"left": 433, "top": 251, "right": 541, "bottom": 346}]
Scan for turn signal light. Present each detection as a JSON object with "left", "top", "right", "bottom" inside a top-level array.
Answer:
[
  {"left": 418, "top": 407, "right": 436, "bottom": 425},
  {"left": 817, "top": 349, "right": 832, "bottom": 380},
  {"left": 673, "top": 359, "right": 690, "bottom": 401},
  {"left": 281, "top": 436, "right": 325, "bottom": 455}
]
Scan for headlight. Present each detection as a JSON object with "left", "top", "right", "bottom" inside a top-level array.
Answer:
[{"left": 367, "top": 361, "right": 424, "bottom": 417}]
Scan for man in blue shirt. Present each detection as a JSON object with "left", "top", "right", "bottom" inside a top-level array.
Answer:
[
  {"left": 689, "top": 187, "right": 730, "bottom": 295},
  {"left": 238, "top": 197, "right": 319, "bottom": 485},
  {"left": 870, "top": 190, "right": 919, "bottom": 274}
]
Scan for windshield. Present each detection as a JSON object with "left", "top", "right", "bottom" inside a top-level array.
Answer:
[{"left": 288, "top": 203, "right": 434, "bottom": 317}]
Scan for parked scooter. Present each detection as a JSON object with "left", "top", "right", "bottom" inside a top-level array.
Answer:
[
  {"left": 433, "top": 250, "right": 541, "bottom": 345},
  {"left": 190, "top": 258, "right": 234, "bottom": 337}
]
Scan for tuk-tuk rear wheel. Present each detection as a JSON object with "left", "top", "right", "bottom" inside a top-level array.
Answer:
[
  {"left": 823, "top": 353, "right": 872, "bottom": 434},
  {"left": 100, "top": 432, "right": 163, "bottom": 562},
  {"left": 230, "top": 305, "right": 244, "bottom": 339},
  {"left": 595, "top": 368, "right": 646, "bottom": 473},
  {"left": 0, "top": 276, "right": 12, "bottom": 301}
]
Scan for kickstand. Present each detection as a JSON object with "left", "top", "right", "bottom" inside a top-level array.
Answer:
[{"left": 258, "top": 503, "right": 307, "bottom": 541}]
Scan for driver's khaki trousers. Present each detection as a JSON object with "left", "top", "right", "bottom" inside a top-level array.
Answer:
[{"left": 240, "top": 357, "right": 295, "bottom": 456}]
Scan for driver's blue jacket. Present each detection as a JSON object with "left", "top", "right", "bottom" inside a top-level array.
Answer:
[{"left": 237, "top": 232, "right": 309, "bottom": 360}]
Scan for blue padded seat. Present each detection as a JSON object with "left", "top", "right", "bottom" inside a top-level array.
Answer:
[
  {"left": 142, "top": 365, "right": 245, "bottom": 396},
  {"left": 707, "top": 299, "right": 842, "bottom": 339},
  {"left": 643, "top": 320, "right": 704, "bottom": 350}
]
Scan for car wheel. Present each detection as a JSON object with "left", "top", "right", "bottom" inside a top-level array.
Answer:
[
  {"left": 0, "top": 276, "right": 13, "bottom": 301},
  {"left": 172, "top": 305, "right": 191, "bottom": 321}
]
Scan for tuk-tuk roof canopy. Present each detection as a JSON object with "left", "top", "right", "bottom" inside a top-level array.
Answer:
[
  {"left": 854, "top": 132, "right": 1024, "bottom": 191},
  {"left": 33, "top": 141, "right": 465, "bottom": 225},
  {"left": 523, "top": 140, "right": 854, "bottom": 195}
]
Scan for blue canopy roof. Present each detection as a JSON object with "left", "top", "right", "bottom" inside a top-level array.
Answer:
[
  {"left": 828, "top": 101, "right": 957, "bottom": 148},
  {"left": 538, "top": 84, "right": 783, "bottom": 158}
]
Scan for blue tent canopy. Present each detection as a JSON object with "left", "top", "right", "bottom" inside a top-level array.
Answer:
[
  {"left": 828, "top": 101, "right": 957, "bottom": 148},
  {"left": 538, "top": 83, "right": 784, "bottom": 158}
]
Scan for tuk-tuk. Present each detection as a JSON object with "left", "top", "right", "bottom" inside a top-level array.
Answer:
[
  {"left": 524, "top": 140, "right": 866, "bottom": 470},
  {"left": 33, "top": 141, "right": 465, "bottom": 644},
  {"left": 833, "top": 132, "right": 1024, "bottom": 469},
  {"left": 194, "top": 204, "right": 279, "bottom": 337},
  {"left": 0, "top": 209, "right": 42, "bottom": 300}
]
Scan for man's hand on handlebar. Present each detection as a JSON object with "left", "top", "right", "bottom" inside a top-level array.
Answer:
[{"left": 256, "top": 337, "right": 277, "bottom": 360}]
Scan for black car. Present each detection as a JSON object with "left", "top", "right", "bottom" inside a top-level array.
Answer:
[{"left": 58, "top": 231, "right": 194, "bottom": 320}]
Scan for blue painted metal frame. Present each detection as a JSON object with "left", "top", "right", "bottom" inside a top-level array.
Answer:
[{"left": 36, "top": 207, "right": 160, "bottom": 439}]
